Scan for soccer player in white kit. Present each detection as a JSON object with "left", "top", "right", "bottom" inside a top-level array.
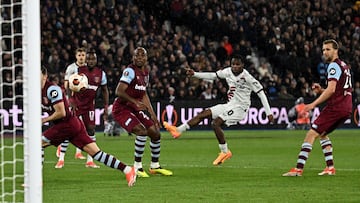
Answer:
[{"left": 164, "top": 55, "right": 274, "bottom": 165}]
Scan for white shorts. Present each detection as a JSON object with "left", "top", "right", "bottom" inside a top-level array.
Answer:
[{"left": 209, "top": 102, "right": 248, "bottom": 126}]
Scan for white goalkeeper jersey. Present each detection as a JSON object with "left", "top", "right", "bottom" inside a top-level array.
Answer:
[
  {"left": 64, "top": 62, "right": 79, "bottom": 81},
  {"left": 216, "top": 67, "right": 263, "bottom": 107}
]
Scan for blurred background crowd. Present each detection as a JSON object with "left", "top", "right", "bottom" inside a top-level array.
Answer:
[{"left": 2, "top": 0, "right": 360, "bottom": 104}]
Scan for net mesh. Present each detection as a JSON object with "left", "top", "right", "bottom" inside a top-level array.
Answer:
[{"left": 1, "top": 0, "right": 25, "bottom": 202}]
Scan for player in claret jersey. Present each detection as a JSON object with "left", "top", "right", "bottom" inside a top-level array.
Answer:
[
  {"left": 56, "top": 50, "right": 109, "bottom": 169},
  {"left": 41, "top": 67, "right": 136, "bottom": 187},
  {"left": 164, "top": 54, "right": 274, "bottom": 165},
  {"left": 57, "top": 47, "right": 87, "bottom": 161},
  {"left": 112, "top": 47, "right": 173, "bottom": 178},
  {"left": 283, "top": 39, "right": 353, "bottom": 176}
]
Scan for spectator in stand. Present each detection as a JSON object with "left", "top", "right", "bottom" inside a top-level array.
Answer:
[
  {"left": 278, "top": 86, "right": 295, "bottom": 100},
  {"left": 39, "top": 0, "right": 359, "bottom": 103}
]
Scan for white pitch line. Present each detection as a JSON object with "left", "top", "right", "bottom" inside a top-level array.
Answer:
[{"left": 44, "top": 161, "right": 360, "bottom": 171}]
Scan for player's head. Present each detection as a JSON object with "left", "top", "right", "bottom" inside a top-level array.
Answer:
[
  {"left": 75, "top": 47, "right": 87, "bottom": 66},
  {"left": 133, "top": 47, "right": 148, "bottom": 67},
  {"left": 295, "top": 97, "right": 304, "bottom": 105},
  {"left": 41, "top": 66, "right": 48, "bottom": 87},
  {"left": 322, "top": 39, "right": 339, "bottom": 63},
  {"left": 86, "top": 50, "right": 97, "bottom": 68},
  {"left": 230, "top": 54, "right": 245, "bottom": 76}
]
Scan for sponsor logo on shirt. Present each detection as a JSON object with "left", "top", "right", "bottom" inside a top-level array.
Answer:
[{"left": 135, "top": 84, "right": 146, "bottom": 91}]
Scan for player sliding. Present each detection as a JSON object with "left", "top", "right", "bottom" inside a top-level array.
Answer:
[
  {"left": 282, "top": 39, "right": 353, "bottom": 176},
  {"left": 41, "top": 67, "right": 136, "bottom": 187},
  {"left": 164, "top": 55, "right": 274, "bottom": 165}
]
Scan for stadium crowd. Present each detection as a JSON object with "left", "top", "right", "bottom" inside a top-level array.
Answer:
[{"left": 7, "top": 0, "right": 360, "bottom": 103}]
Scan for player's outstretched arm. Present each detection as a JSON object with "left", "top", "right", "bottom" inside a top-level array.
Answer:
[{"left": 257, "top": 90, "right": 274, "bottom": 123}]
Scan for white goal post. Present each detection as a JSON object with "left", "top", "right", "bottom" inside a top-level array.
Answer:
[
  {"left": 23, "top": 0, "right": 42, "bottom": 202},
  {"left": 0, "top": 0, "right": 42, "bottom": 202}
]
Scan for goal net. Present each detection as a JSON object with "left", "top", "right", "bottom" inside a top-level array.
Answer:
[{"left": 0, "top": 0, "right": 42, "bottom": 202}]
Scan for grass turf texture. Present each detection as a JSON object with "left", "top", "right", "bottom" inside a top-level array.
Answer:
[{"left": 3, "top": 129, "right": 360, "bottom": 202}]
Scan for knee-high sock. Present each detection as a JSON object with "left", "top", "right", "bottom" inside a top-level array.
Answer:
[
  {"left": 134, "top": 135, "right": 147, "bottom": 168},
  {"left": 320, "top": 139, "right": 334, "bottom": 167},
  {"left": 58, "top": 140, "right": 69, "bottom": 161},
  {"left": 42, "top": 147, "right": 44, "bottom": 165},
  {"left": 296, "top": 142, "right": 312, "bottom": 169},
  {"left": 150, "top": 139, "right": 160, "bottom": 168},
  {"left": 92, "top": 150, "right": 130, "bottom": 173}
]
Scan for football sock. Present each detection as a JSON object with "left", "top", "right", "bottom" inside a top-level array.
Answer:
[
  {"left": 134, "top": 161, "right": 143, "bottom": 170},
  {"left": 320, "top": 139, "right": 334, "bottom": 167},
  {"left": 150, "top": 139, "right": 160, "bottom": 163},
  {"left": 59, "top": 140, "right": 69, "bottom": 161},
  {"left": 75, "top": 147, "right": 82, "bottom": 154},
  {"left": 177, "top": 123, "right": 190, "bottom": 132},
  {"left": 296, "top": 142, "right": 312, "bottom": 169},
  {"left": 134, "top": 135, "right": 147, "bottom": 163},
  {"left": 150, "top": 162, "right": 160, "bottom": 169},
  {"left": 41, "top": 147, "right": 44, "bottom": 165},
  {"left": 219, "top": 143, "right": 229, "bottom": 153},
  {"left": 93, "top": 150, "right": 126, "bottom": 171}
]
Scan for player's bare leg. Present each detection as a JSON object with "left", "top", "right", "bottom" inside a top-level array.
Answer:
[
  {"left": 212, "top": 117, "right": 232, "bottom": 165},
  {"left": 85, "top": 127, "right": 100, "bottom": 168},
  {"left": 164, "top": 109, "right": 212, "bottom": 138}
]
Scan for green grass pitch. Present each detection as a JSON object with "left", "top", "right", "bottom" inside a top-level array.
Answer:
[{"left": 4, "top": 129, "right": 360, "bottom": 202}]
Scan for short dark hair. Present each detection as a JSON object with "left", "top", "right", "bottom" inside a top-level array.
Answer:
[
  {"left": 41, "top": 66, "right": 48, "bottom": 75},
  {"left": 323, "top": 39, "right": 339, "bottom": 49},
  {"left": 231, "top": 54, "right": 245, "bottom": 63}
]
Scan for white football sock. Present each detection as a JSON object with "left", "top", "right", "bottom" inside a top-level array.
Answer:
[
  {"left": 150, "top": 162, "right": 160, "bottom": 169},
  {"left": 177, "top": 123, "right": 190, "bottom": 132},
  {"left": 219, "top": 143, "right": 228, "bottom": 153},
  {"left": 134, "top": 161, "right": 143, "bottom": 170},
  {"left": 87, "top": 154, "right": 93, "bottom": 162},
  {"left": 76, "top": 147, "right": 82, "bottom": 153}
]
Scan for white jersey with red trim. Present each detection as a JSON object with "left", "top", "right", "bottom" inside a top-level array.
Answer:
[{"left": 216, "top": 67, "right": 263, "bottom": 107}]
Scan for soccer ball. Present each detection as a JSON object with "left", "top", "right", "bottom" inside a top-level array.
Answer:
[{"left": 69, "top": 73, "right": 88, "bottom": 92}]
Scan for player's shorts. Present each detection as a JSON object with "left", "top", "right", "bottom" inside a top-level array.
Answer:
[
  {"left": 77, "top": 110, "right": 95, "bottom": 126},
  {"left": 210, "top": 102, "right": 248, "bottom": 126},
  {"left": 112, "top": 107, "right": 154, "bottom": 133},
  {"left": 312, "top": 106, "right": 351, "bottom": 135},
  {"left": 42, "top": 115, "right": 93, "bottom": 149}
]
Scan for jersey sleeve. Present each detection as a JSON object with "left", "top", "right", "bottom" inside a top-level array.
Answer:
[
  {"left": 215, "top": 67, "right": 230, "bottom": 79},
  {"left": 101, "top": 71, "right": 107, "bottom": 85},
  {"left": 64, "top": 64, "right": 78, "bottom": 80},
  {"left": 247, "top": 73, "right": 263, "bottom": 93},
  {"left": 327, "top": 62, "right": 341, "bottom": 81},
  {"left": 47, "top": 85, "right": 63, "bottom": 104},
  {"left": 120, "top": 67, "right": 135, "bottom": 84}
]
